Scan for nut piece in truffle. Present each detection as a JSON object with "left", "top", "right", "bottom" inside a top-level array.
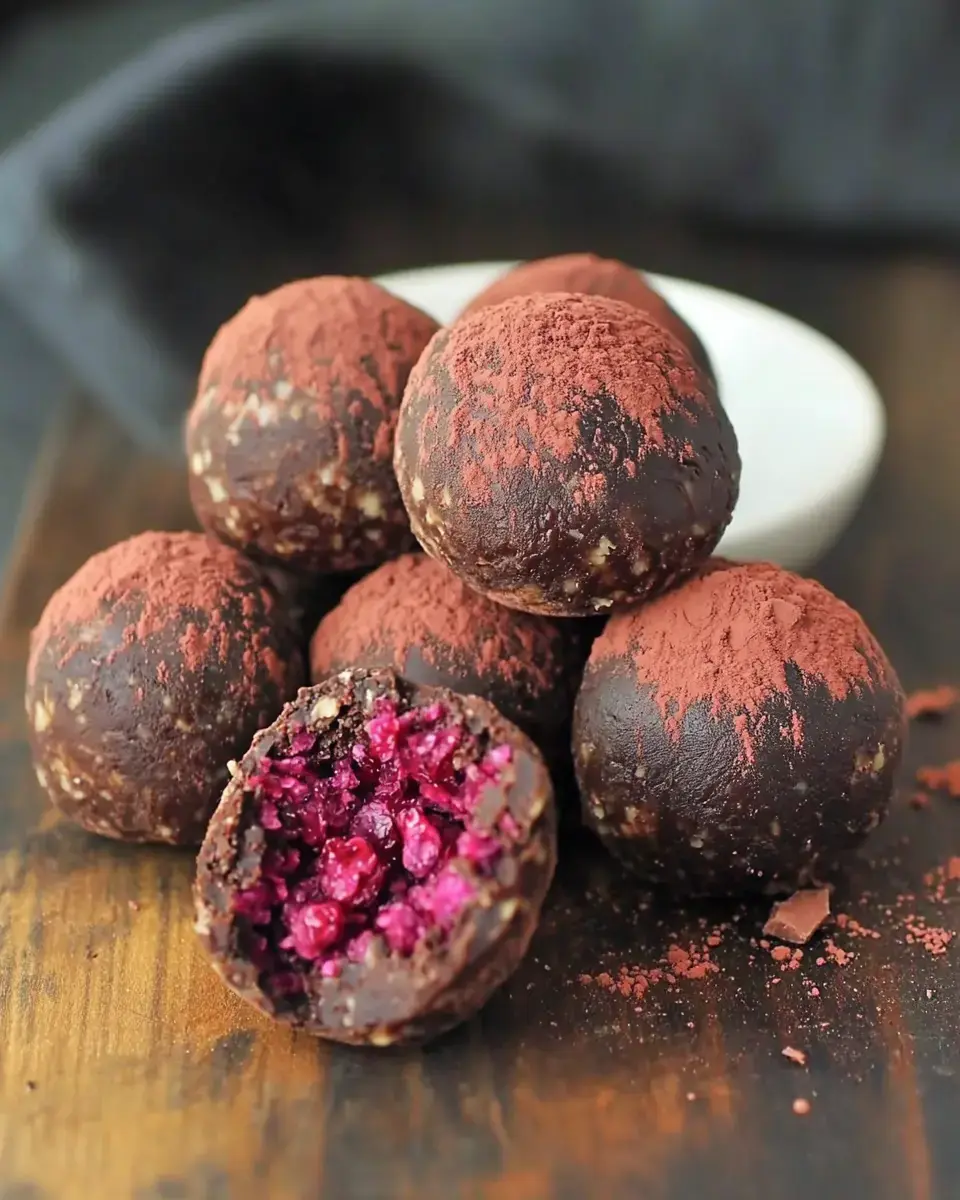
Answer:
[
  {"left": 26, "top": 532, "right": 304, "bottom": 845},
  {"left": 186, "top": 276, "right": 439, "bottom": 575},
  {"left": 395, "top": 293, "right": 739, "bottom": 616},
  {"left": 573, "top": 561, "right": 906, "bottom": 895},
  {"left": 309, "top": 553, "right": 588, "bottom": 781},
  {"left": 460, "top": 252, "right": 715, "bottom": 384},
  {"left": 195, "top": 669, "right": 556, "bottom": 1045}
]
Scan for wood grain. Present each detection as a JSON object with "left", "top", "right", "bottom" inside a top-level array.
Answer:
[{"left": 2, "top": 251, "right": 960, "bottom": 1199}]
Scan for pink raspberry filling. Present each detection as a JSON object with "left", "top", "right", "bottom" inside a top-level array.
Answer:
[{"left": 234, "top": 699, "right": 513, "bottom": 992}]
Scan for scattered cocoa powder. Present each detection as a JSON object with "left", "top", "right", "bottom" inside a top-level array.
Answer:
[
  {"left": 764, "top": 888, "right": 832, "bottom": 945},
  {"left": 905, "top": 685, "right": 959, "bottom": 720},
  {"left": 916, "top": 762, "right": 960, "bottom": 797},
  {"left": 834, "top": 914, "right": 880, "bottom": 939},
  {"left": 824, "top": 940, "right": 853, "bottom": 967},
  {"left": 579, "top": 931, "right": 724, "bottom": 1006},
  {"left": 594, "top": 562, "right": 896, "bottom": 750},
  {"left": 902, "top": 919, "right": 954, "bottom": 956}
]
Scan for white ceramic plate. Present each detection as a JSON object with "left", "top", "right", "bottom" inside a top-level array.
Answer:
[{"left": 377, "top": 262, "right": 885, "bottom": 573}]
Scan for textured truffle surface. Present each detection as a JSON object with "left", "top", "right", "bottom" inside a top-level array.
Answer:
[
  {"left": 309, "top": 553, "right": 586, "bottom": 777},
  {"left": 195, "top": 669, "right": 556, "bottom": 1045},
  {"left": 395, "top": 293, "right": 739, "bottom": 616},
  {"left": 573, "top": 561, "right": 906, "bottom": 895},
  {"left": 187, "top": 276, "right": 439, "bottom": 574},
  {"left": 460, "top": 253, "right": 714, "bottom": 382},
  {"left": 26, "top": 532, "right": 304, "bottom": 844}
]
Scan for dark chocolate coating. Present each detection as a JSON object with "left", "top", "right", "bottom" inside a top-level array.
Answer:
[
  {"left": 26, "top": 535, "right": 305, "bottom": 845},
  {"left": 195, "top": 669, "right": 557, "bottom": 1045},
  {"left": 574, "top": 660, "right": 906, "bottom": 896},
  {"left": 307, "top": 554, "right": 589, "bottom": 785},
  {"left": 395, "top": 295, "right": 740, "bottom": 617},
  {"left": 460, "top": 253, "right": 716, "bottom": 386},
  {"left": 186, "top": 276, "right": 438, "bottom": 575}
]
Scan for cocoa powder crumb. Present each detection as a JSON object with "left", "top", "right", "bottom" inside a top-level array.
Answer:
[{"left": 793, "top": 1098, "right": 811, "bottom": 1116}]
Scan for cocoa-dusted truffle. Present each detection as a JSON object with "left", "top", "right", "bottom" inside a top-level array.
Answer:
[
  {"left": 573, "top": 561, "right": 906, "bottom": 895},
  {"left": 309, "top": 553, "right": 585, "bottom": 777},
  {"left": 186, "top": 276, "right": 439, "bottom": 575},
  {"left": 395, "top": 293, "right": 739, "bottom": 616},
  {"left": 460, "top": 253, "right": 714, "bottom": 383},
  {"left": 195, "top": 669, "right": 556, "bottom": 1045},
  {"left": 26, "top": 532, "right": 304, "bottom": 845}
]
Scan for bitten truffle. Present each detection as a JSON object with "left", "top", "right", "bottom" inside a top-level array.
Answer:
[
  {"left": 573, "top": 561, "right": 906, "bottom": 895},
  {"left": 309, "top": 553, "right": 586, "bottom": 779},
  {"left": 460, "top": 253, "right": 715, "bottom": 383},
  {"left": 26, "top": 532, "right": 304, "bottom": 845},
  {"left": 186, "top": 276, "right": 439, "bottom": 575},
  {"left": 195, "top": 669, "right": 556, "bottom": 1045},
  {"left": 395, "top": 293, "right": 739, "bottom": 616}
]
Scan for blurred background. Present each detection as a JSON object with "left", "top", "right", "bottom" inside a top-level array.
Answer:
[{"left": 0, "top": 0, "right": 957, "bottom": 574}]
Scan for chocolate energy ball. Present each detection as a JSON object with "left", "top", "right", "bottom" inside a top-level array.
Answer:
[
  {"left": 573, "top": 561, "right": 906, "bottom": 896},
  {"left": 460, "top": 252, "right": 715, "bottom": 384},
  {"left": 26, "top": 532, "right": 304, "bottom": 845},
  {"left": 195, "top": 669, "right": 556, "bottom": 1045},
  {"left": 309, "top": 553, "right": 587, "bottom": 780},
  {"left": 395, "top": 293, "right": 739, "bottom": 616},
  {"left": 186, "top": 276, "right": 439, "bottom": 575}
]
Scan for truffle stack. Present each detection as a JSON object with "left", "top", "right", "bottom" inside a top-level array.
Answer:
[{"left": 24, "top": 255, "right": 906, "bottom": 1047}]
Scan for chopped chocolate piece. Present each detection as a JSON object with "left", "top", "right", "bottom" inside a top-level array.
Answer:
[
  {"left": 187, "top": 276, "right": 438, "bottom": 575},
  {"left": 395, "top": 293, "right": 739, "bottom": 616},
  {"left": 459, "top": 253, "right": 716, "bottom": 384},
  {"left": 905, "top": 685, "right": 959, "bottom": 720},
  {"left": 26, "top": 532, "right": 304, "bottom": 845},
  {"left": 195, "top": 668, "right": 556, "bottom": 1045},
  {"left": 764, "top": 889, "right": 832, "bottom": 945},
  {"left": 781, "top": 1046, "right": 807, "bottom": 1066},
  {"left": 574, "top": 560, "right": 905, "bottom": 894}
]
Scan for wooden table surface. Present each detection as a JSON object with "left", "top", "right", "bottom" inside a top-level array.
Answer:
[{"left": 2, "top": 242, "right": 960, "bottom": 1200}]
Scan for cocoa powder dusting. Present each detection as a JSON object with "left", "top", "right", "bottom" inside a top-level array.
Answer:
[
  {"left": 418, "top": 293, "right": 707, "bottom": 504},
  {"left": 310, "top": 553, "right": 563, "bottom": 692},
  {"left": 29, "top": 532, "right": 279, "bottom": 687},
  {"left": 194, "top": 276, "right": 437, "bottom": 461},
  {"left": 595, "top": 561, "right": 895, "bottom": 743}
]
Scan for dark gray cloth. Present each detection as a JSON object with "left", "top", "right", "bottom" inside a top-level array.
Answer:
[{"left": 0, "top": 0, "right": 956, "bottom": 455}]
